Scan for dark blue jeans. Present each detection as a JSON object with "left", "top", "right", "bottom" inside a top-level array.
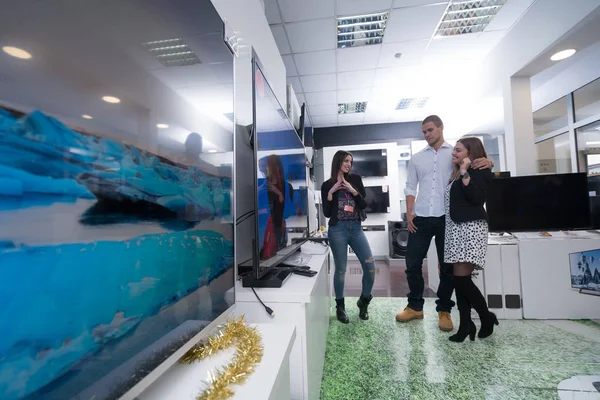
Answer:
[
  {"left": 405, "top": 216, "right": 455, "bottom": 312},
  {"left": 328, "top": 220, "right": 375, "bottom": 299}
]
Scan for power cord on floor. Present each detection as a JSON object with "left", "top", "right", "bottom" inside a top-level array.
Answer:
[{"left": 251, "top": 287, "right": 274, "bottom": 316}]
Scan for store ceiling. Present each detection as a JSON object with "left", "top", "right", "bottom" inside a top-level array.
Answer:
[{"left": 265, "top": 0, "right": 536, "bottom": 128}]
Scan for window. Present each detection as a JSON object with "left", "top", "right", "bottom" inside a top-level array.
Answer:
[
  {"left": 574, "top": 78, "right": 600, "bottom": 122},
  {"left": 535, "top": 133, "right": 572, "bottom": 174},
  {"left": 576, "top": 120, "right": 600, "bottom": 175},
  {"left": 533, "top": 97, "right": 568, "bottom": 138}
]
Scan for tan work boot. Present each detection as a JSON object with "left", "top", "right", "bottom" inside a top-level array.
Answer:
[
  {"left": 438, "top": 312, "right": 453, "bottom": 332},
  {"left": 395, "top": 307, "right": 424, "bottom": 322}
]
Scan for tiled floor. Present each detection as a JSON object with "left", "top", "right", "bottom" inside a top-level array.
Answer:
[
  {"left": 343, "top": 259, "right": 436, "bottom": 298},
  {"left": 320, "top": 297, "right": 600, "bottom": 400}
]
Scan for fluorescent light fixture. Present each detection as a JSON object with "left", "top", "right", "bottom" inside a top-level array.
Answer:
[
  {"left": 338, "top": 102, "right": 368, "bottom": 114},
  {"left": 586, "top": 141, "right": 600, "bottom": 146},
  {"left": 142, "top": 38, "right": 201, "bottom": 67},
  {"left": 156, "top": 123, "right": 169, "bottom": 129},
  {"left": 2, "top": 46, "right": 32, "bottom": 59},
  {"left": 337, "top": 12, "right": 389, "bottom": 49},
  {"left": 102, "top": 96, "right": 121, "bottom": 104},
  {"left": 550, "top": 49, "right": 577, "bottom": 61},
  {"left": 396, "top": 97, "right": 429, "bottom": 110},
  {"left": 82, "top": 114, "right": 93, "bottom": 120},
  {"left": 433, "top": 0, "right": 506, "bottom": 38},
  {"left": 208, "top": 149, "right": 218, "bottom": 153}
]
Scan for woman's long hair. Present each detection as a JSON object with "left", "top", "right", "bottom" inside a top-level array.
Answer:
[
  {"left": 265, "top": 154, "right": 285, "bottom": 194},
  {"left": 451, "top": 137, "right": 488, "bottom": 181},
  {"left": 330, "top": 150, "right": 353, "bottom": 182}
]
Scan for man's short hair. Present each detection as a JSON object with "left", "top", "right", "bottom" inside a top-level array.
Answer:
[{"left": 422, "top": 115, "right": 443, "bottom": 128}]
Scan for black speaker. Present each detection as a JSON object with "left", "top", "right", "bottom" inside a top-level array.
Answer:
[{"left": 388, "top": 221, "right": 409, "bottom": 259}]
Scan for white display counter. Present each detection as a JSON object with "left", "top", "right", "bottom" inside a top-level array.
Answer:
[
  {"left": 427, "top": 232, "right": 600, "bottom": 320},
  {"left": 230, "top": 241, "right": 332, "bottom": 400},
  {"left": 139, "top": 322, "right": 296, "bottom": 400}
]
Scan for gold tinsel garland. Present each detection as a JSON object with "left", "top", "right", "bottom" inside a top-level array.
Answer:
[{"left": 179, "top": 316, "right": 263, "bottom": 400}]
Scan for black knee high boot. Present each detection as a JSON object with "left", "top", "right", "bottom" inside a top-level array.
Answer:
[
  {"left": 454, "top": 276, "right": 499, "bottom": 339},
  {"left": 449, "top": 285, "right": 476, "bottom": 342},
  {"left": 335, "top": 298, "right": 349, "bottom": 324}
]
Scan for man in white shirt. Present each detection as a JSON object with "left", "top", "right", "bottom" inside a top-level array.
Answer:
[{"left": 395, "top": 115, "right": 492, "bottom": 332}]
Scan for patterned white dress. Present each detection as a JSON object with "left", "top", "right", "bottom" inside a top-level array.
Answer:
[{"left": 443, "top": 180, "right": 488, "bottom": 270}]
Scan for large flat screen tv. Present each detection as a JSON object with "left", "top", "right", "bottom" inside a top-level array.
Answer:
[
  {"left": 252, "top": 56, "right": 308, "bottom": 279},
  {"left": 569, "top": 250, "right": 600, "bottom": 296},
  {"left": 0, "top": 2, "right": 235, "bottom": 399},
  {"left": 351, "top": 149, "right": 388, "bottom": 177},
  {"left": 364, "top": 185, "right": 390, "bottom": 213},
  {"left": 486, "top": 173, "right": 591, "bottom": 232}
]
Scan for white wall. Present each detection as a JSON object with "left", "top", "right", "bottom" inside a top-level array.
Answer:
[{"left": 322, "top": 143, "right": 401, "bottom": 257}]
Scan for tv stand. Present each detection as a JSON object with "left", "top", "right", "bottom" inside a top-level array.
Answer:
[{"left": 241, "top": 268, "right": 292, "bottom": 288}]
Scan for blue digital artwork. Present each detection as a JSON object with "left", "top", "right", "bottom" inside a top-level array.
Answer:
[{"left": 0, "top": 110, "right": 234, "bottom": 399}]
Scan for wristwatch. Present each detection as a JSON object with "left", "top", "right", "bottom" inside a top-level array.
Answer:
[{"left": 460, "top": 171, "right": 470, "bottom": 180}]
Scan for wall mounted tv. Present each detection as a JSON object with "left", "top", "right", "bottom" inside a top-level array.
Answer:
[
  {"left": 486, "top": 173, "right": 591, "bottom": 233},
  {"left": 351, "top": 149, "right": 388, "bottom": 177},
  {"left": 249, "top": 54, "right": 308, "bottom": 282},
  {"left": 364, "top": 185, "right": 390, "bottom": 213},
  {"left": 569, "top": 249, "right": 600, "bottom": 296}
]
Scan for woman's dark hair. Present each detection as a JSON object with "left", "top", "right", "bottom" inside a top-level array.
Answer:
[
  {"left": 452, "top": 136, "right": 488, "bottom": 178},
  {"left": 330, "top": 150, "right": 353, "bottom": 181}
]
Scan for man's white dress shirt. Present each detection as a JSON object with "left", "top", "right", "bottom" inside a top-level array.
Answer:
[{"left": 404, "top": 141, "right": 454, "bottom": 218}]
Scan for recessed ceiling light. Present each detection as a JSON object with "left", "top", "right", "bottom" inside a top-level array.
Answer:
[
  {"left": 82, "top": 114, "right": 93, "bottom": 120},
  {"left": 337, "top": 12, "right": 389, "bottom": 49},
  {"left": 142, "top": 38, "right": 201, "bottom": 67},
  {"left": 338, "top": 102, "right": 368, "bottom": 114},
  {"left": 156, "top": 123, "right": 169, "bottom": 129},
  {"left": 2, "top": 46, "right": 32, "bottom": 59},
  {"left": 208, "top": 149, "right": 218, "bottom": 153},
  {"left": 396, "top": 97, "right": 429, "bottom": 110},
  {"left": 102, "top": 96, "right": 120, "bottom": 104},
  {"left": 433, "top": 0, "right": 506, "bottom": 38},
  {"left": 551, "top": 49, "right": 577, "bottom": 61}
]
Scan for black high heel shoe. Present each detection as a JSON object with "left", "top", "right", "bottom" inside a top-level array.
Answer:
[
  {"left": 449, "top": 320, "right": 476, "bottom": 342},
  {"left": 478, "top": 312, "right": 499, "bottom": 339}
]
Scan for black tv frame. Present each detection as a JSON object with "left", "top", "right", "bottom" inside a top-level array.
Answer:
[
  {"left": 364, "top": 185, "right": 390, "bottom": 214},
  {"left": 350, "top": 148, "right": 388, "bottom": 177},
  {"left": 241, "top": 51, "right": 308, "bottom": 287}
]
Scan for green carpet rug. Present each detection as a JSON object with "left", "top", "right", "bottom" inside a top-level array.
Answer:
[{"left": 320, "top": 297, "right": 600, "bottom": 400}]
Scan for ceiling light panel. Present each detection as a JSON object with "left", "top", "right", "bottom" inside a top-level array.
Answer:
[
  {"left": 434, "top": 0, "right": 506, "bottom": 38},
  {"left": 337, "top": 12, "right": 389, "bottom": 49},
  {"left": 142, "top": 38, "right": 201, "bottom": 67},
  {"left": 395, "top": 97, "right": 429, "bottom": 110},
  {"left": 338, "top": 102, "right": 368, "bottom": 114}
]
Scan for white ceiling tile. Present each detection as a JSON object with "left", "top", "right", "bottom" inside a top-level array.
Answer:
[
  {"left": 278, "top": 0, "right": 335, "bottom": 23},
  {"left": 264, "top": 0, "right": 282, "bottom": 24},
  {"left": 337, "top": 70, "right": 376, "bottom": 90},
  {"left": 338, "top": 88, "right": 372, "bottom": 103},
  {"left": 296, "top": 93, "right": 306, "bottom": 105},
  {"left": 282, "top": 54, "right": 298, "bottom": 77},
  {"left": 309, "top": 103, "right": 338, "bottom": 116},
  {"left": 336, "top": 0, "right": 393, "bottom": 16},
  {"left": 285, "top": 19, "right": 336, "bottom": 53},
  {"left": 305, "top": 91, "right": 338, "bottom": 105},
  {"left": 393, "top": 0, "right": 449, "bottom": 7},
  {"left": 312, "top": 114, "right": 339, "bottom": 127},
  {"left": 485, "top": 0, "right": 536, "bottom": 31},
  {"left": 372, "top": 65, "right": 428, "bottom": 89},
  {"left": 377, "top": 39, "right": 428, "bottom": 67},
  {"left": 384, "top": 4, "right": 447, "bottom": 42},
  {"left": 336, "top": 46, "right": 382, "bottom": 72},
  {"left": 270, "top": 25, "right": 291, "bottom": 55},
  {"left": 288, "top": 76, "right": 304, "bottom": 94},
  {"left": 338, "top": 113, "right": 365, "bottom": 125},
  {"left": 364, "top": 115, "right": 390, "bottom": 124},
  {"left": 300, "top": 74, "right": 337, "bottom": 93},
  {"left": 294, "top": 50, "right": 336, "bottom": 75}
]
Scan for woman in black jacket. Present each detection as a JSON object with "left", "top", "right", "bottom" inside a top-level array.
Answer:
[
  {"left": 444, "top": 137, "right": 498, "bottom": 342},
  {"left": 321, "top": 150, "right": 375, "bottom": 323}
]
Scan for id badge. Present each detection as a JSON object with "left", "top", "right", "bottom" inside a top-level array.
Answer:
[{"left": 344, "top": 205, "right": 354, "bottom": 213}]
